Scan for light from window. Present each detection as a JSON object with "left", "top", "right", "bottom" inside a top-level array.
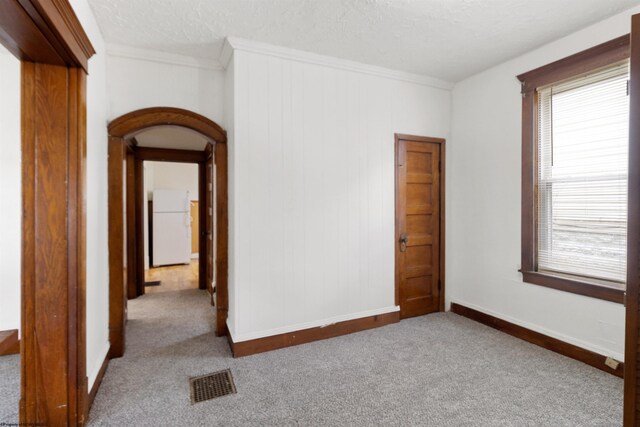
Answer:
[{"left": 537, "top": 61, "right": 629, "bottom": 286}]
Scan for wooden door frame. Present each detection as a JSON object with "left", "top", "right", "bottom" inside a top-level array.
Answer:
[
  {"left": 624, "top": 14, "right": 640, "bottom": 426},
  {"left": 135, "top": 146, "right": 208, "bottom": 293},
  {"left": 107, "top": 107, "right": 229, "bottom": 359},
  {"left": 0, "top": 0, "right": 95, "bottom": 424},
  {"left": 394, "top": 134, "right": 446, "bottom": 313}
]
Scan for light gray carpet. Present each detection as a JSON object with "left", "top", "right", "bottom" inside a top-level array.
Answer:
[
  {"left": 0, "top": 354, "right": 19, "bottom": 424},
  {"left": 88, "top": 289, "right": 623, "bottom": 426}
]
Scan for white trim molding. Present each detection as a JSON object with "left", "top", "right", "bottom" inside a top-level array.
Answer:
[
  {"left": 106, "top": 43, "right": 223, "bottom": 70},
  {"left": 221, "top": 37, "right": 454, "bottom": 90}
]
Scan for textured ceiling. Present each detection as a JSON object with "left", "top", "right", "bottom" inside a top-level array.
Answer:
[{"left": 87, "top": 0, "right": 640, "bottom": 82}]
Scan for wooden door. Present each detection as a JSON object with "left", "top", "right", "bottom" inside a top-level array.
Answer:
[{"left": 396, "top": 135, "right": 444, "bottom": 319}]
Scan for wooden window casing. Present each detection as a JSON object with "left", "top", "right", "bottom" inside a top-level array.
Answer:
[{"left": 517, "top": 35, "right": 630, "bottom": 304}]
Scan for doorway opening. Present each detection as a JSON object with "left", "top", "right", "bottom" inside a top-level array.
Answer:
[
  {"left": 107, "top": 108, "right": 228, "bottom": 359},
  {"left": 144, "top": 161, "right": 201, "bottom": 295}
]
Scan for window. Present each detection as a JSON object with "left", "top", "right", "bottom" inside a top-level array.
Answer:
[{"left": 518, "top": 36, "right": 630, "bottom": 303}]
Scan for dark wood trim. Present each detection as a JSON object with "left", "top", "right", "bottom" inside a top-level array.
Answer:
[
  {"left": 394, "top": 134, "right": 446, "bottom": 313},
  {"left": 125, "top": 152, "right": 138, "bottom": 300},
  {"left": 439, "top": 142, "right": 446, "bottom": 313},
  {"left": 518, "top": 36, "right": 630, "bottom": 304},
  {"left": 20, "top": 62, "right": 89, "bottom": 426},
  {"left": 107, "top": 138, "right": 126, "bottom": 359},
  {"left": 107, "top": 108, "right": 229, "bottom": 362},
  {"left": 135, "top": 147, "right": 208, "bottom": 163},
  {"left": 204, "top": 144, "right": 215, "bottom": 302},
  {"left": 198, "top": 161, "right": 207, "bottom": 290},
  {"left": 0, "top": 329, "right": 20, "bottom": 355},
  {"left": 520, "top": 90, "right": 536, "bottom": 275},
  {"left": 87, "top": 350, "right": 109, "bottom": 412},
  {"left": 228, "top": 311, "right": 400, "bottom": 357},
  {"left": 394, "top": 135, "right": 400, "bottom": 307},
  {"left": 0, "top": 2, "right": 94, "bottom": 424},
  {"left": 517, "top": 34, "right": 629, "bottom": 92},
  {"left": 522, "top": 271, "right": 624, "bottom": 304},
  {"left": 451, "top": 303, "right": 624, "bottom": 378},
  {"left": 395, "top": 134, "right": 446, "bottom": 145},
  {"left": 215, "top": 142, "right": 229, "bottom": 336},
  {"left": 624, "top": 13, "right": 640, "bottom": 426},
  {"left": 134, "top": 158, "right": 145, "bottom": 297},
  {"left": 135, "top": 144, "right": 208, "bottom": 292},
  {"left": 148, "top": 200, "right": 153, "bottom": 267},
  {"left": 108, "top": 107, "right": 227, "bottom": 143},
  {"left": 0, "top": 0, "right": 95, "bottom": 71},
  {"left": 71, "top": 66, "right": 89, "bottom": 425}
]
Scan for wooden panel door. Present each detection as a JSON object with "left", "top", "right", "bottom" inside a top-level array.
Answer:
[{"left": 396, "top": 136, "right": 444, "bottom": 319}]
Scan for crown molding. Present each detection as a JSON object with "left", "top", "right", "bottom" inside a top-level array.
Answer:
[
  {"left": 106, "top": 43, "right": 223, "bottom": 70},
  {"left": 221, "top": 37, "right": 453, "bottom": 90}
]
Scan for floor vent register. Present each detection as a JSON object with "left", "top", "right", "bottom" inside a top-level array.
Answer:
[{"left": 189, "top": 369, "right": 237, "bottom": 403}]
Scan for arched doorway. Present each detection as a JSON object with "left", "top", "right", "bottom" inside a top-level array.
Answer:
[{"left": 107, "top": 107, "right": 228, "bottom": 359}]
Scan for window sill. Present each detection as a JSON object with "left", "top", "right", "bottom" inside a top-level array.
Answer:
[{"left": 520, "top": 270, "right": 624, "bottom": 304}]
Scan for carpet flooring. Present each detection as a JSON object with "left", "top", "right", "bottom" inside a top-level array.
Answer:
[
  {"left": 87, "top": 289, "right": 623, "bottom": 426},
  {"left": 0, "top": 354, "right": 19, "bottom": 424}
]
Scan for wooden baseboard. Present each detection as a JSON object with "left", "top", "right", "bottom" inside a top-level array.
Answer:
[
  {"left": 0, "top": 329, "right": 19, "bottom": 356},
  {"left": 228, "top": 311, "right": 400, "bottom": 357},
  {"left": 88, "top": 350, "right": 110, "bottom": 411},
  {"left": 450, "top": 303, "right": 623, "bottom": 378}
]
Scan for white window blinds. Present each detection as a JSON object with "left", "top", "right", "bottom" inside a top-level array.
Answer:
[{"left": 537, "top": 61, "right": 629, "bottom": 286}]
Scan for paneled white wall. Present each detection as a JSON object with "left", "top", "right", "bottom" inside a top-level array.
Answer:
[
  {"left": 0, "top": 43, "right": 21, "bottom": 334},
  {"left": 448, "top": 6, "right": 640, "bottom": 362},
  {"left": 227, "top": 44, "right": 451, "bottom": 341}
]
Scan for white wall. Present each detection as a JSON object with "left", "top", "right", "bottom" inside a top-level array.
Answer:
[
  {"left": 0, "top": 43, "right": 21, "bottom": 334},
  {"left": 106, "top": 49, "right": 225, "bottom": 124},
  {"left": 71, "top": 0, "right": 111, "bottom": 390},
  {"left": 148, "top": 162, "right": 199, "bottom": 199},
  {"left": 143, "top": 162, "right": 154, "bottom": 270},
  {"left": 224, "top": 53, "right": 237, "bottom": 333},
  {"left": 448, "top": 7, "right": 640, "bottom": 362},
  {"left": 226, "top": 41, "right": 452, "bottom": 342}
]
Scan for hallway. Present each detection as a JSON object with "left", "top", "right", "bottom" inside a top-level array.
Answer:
[
  {"left": 88, "top": 289, "right": 223, "bottom": 425},
  {"left": 87, "top": 288, "right": 622, "bottom": 426}
]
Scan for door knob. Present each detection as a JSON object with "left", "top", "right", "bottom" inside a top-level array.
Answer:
[{"left": 400, "top": 233, "right": 408, "bottom": 252}]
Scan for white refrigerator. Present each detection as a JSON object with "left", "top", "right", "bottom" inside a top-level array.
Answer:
[{"left": 152, "top": 189, "right": 192, "bottom": 266}]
